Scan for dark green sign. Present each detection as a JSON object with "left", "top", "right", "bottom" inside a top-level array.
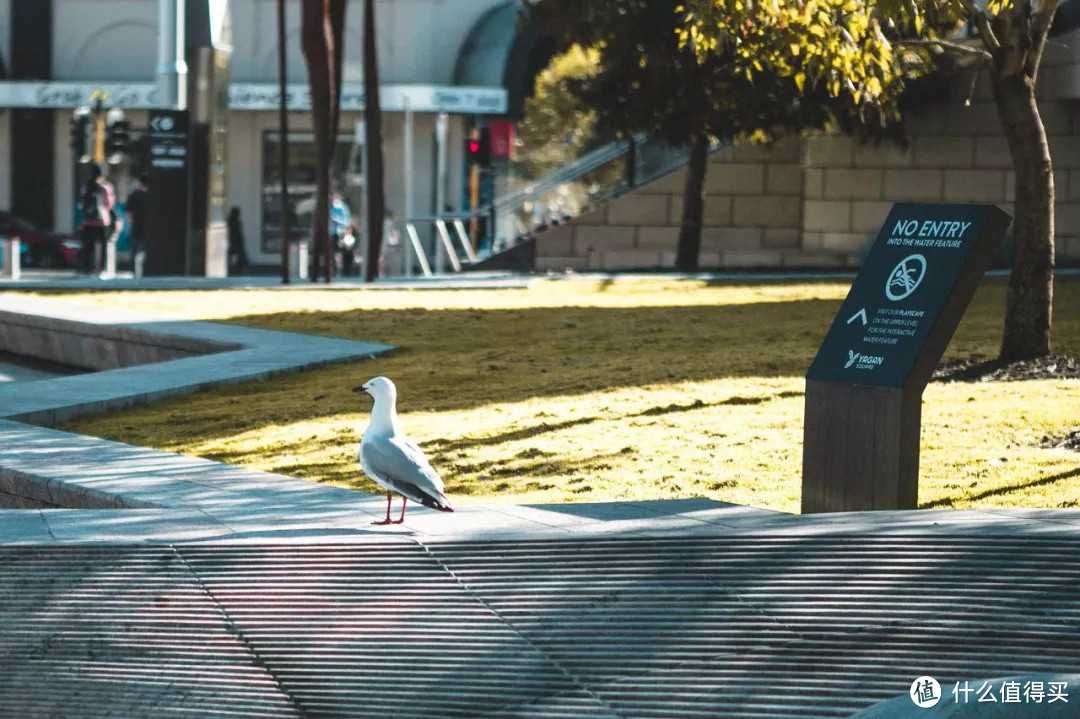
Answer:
[
  {"left": 807, "top": 203, "right": 1011, "bottom": 388},
  {"left": 145, "top": 109, "right": 190, "bottom": 276}
]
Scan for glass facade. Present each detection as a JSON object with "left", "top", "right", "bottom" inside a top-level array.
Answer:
[{"left": 260, "top": 131, "right": 362, "bottom": 254}]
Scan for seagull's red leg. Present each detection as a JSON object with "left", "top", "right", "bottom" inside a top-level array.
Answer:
[
  {"left": 372, "top": 491, "right": 394, "bottom": 525},
  {"left": 392, "top": 498, "right": 407, "bottom": 524}
]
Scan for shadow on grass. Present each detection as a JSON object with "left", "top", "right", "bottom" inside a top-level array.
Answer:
[
  {"left": 423, "top": 416, "right": 600, "bottom": 454},
  {"left": 633, "top": 390, "right": 804, "bottom": 416},
  {"left": 141, "top": 298, "right": 839, "bottom": 432},
  {"left": 419, "top": 388, "right": 806, "bottom": 455},
  {"left": 195, "top": 443, "right": 636, "bottom": 498},
  {"left": 66, "top": 279, "right": 1080, "bottom": 470},
  {"left": 450, "top": 449, "right": 636, "bottom": 496},
  {"left": 923, "top": 466, "right": 1080, "bottom": 509}
]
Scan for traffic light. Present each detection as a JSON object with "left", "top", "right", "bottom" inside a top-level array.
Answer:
[
  {"left": 69, "top": 107, "right": 92, "bottom": 164},
  {"left": 465, "top": 127, "right": 492, "bottom": 168},
  {"left": 465, "top": 137, "right": 481, "bottom": 166},
  {"left": 105, "top": 109, "right": 130, "bottom": 164}
]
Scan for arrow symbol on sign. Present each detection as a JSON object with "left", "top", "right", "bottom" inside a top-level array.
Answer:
[
  {"left": 150, "top": 116, "right": 176, "bottom": 133},
  {"left": 847, "top": 308, "right": 868, "bottom": 326}
]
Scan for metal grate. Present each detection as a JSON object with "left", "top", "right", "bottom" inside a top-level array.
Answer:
[
  {"left": 431, "top": 536, "right": 1080, "bottom": 718},
  {"left": 0, "top": 546, "right": 300, "bottom": 718},
  {"left": 1, "top": 536, "right": 1080, "bottom": 718},
  {"left": 180, "top": 542, "right": 610, "bottom": 719}
]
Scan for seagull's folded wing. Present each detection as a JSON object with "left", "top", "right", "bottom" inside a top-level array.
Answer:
[{"left": 361, "top": 436, "right": 451, "bottom": 510}]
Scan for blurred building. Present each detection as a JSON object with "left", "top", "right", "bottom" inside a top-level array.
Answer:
[{"left": 0, "top": 0, "right": 550, "bottom": 268}]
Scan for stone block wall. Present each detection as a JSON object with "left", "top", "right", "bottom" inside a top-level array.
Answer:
[
  {"left": 535, "top": 86, "right": 1080, "bottom": 271},
  {"left": 535, "top": 137, "right": 806, "bottom": 271},
  {"left": 807, "top": 99, "right": 1080, "bottom": 265}
]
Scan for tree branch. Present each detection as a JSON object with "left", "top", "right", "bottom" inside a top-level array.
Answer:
[
  {"left": 960, "top": 0, "right": 1002, "bottom": 54},
  {"left": 897, "top": 38, "right": 994, "bottom": 66},
  {"left": 1030, "top": 0, "right": 1058, "bottom": 38},
  {"left": 1026, "top": 1, "right": 1059, "bottom": 79}
]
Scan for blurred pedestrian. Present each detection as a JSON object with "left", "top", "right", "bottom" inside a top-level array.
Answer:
[
  {"left": 227, "top": 206, "right": 249, "bottom": 274},
  {"left": 78, "top": 165, "right": 115, "bottom": 275},
  {"left": 124, "top": 174, "right": 149, "bottom": 278},
  {"left": 382, "top": 210, "right": 402, "bottom": 277},
  {"left": 330, "top": 191, "right": 352, "bottom": 274},
  {"left": 341, "top": 221, "right": 359, "bottom": 276}
]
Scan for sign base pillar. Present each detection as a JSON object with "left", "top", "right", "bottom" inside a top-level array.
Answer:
[{"left": 802, "top": 380, "right": 921, "bottom": 513}]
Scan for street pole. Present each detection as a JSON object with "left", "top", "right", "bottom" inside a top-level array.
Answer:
[
  {"left": 435, "top": 112, "right": 448, "bottom": 272},
  {"left": 156, "top": 0, "right": 187, "bottom": 110},
  {"left": 469, "top": 155, "right": 480, "bottom": 251},
  {"left": 277, "top": 0, "right": 291, "bottom": 284},
  {"left": 357, "top": 119, "right": 368, "bottom": 275},
  {"left": 488, "top": 167, "right": 496, "bottom": 252},
  {"left": 92, "top": 94, "right": 106, "bottom": 165},
  {"left": 403, "top": 98, "right": 414, "bottom": 277}
]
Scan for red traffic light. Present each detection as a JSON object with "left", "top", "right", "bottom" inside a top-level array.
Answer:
[{"left": 465, "top": 129, "right": 492, "bottom": 167}]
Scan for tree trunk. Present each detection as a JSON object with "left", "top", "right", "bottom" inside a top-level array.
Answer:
[
  {"left": 362, "top": 0, "right": 386, "bottom": 283},
  {"left": 675, "top": 132, "right": 709, "bottom": 271},
  {"left": 328, "top": 0, "right": 347, "bottom": 151},
  {"left": 301, "top": 0, "right": 331, "bottom": 282},
  {"left": 994, "top": 74, "right": 1054, "bottom": 360},
  {"left": 277, "top": 0, "right": 290, "bottom": 284},
  {"left": 325, "top": 0, "right": 348, "bottom": 283}
]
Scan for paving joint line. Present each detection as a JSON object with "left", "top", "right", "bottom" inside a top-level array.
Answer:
[
  {"left": 36, "top": 510, "right": 56, "bottom": 540},
  {"left": 410, "top": 536, "right": 629, "bottom": 719},
  {"left": 168, "top": 543, "right": 308, "bottom": 718}
]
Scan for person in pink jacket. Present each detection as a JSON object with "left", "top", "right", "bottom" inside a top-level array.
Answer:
[{"left": 78, "top": 164, "right": 117, "bottom": 275}]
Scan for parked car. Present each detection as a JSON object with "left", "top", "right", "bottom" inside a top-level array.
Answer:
[{"left": 0, "top": 212, "right": 82, "bottom": 268}]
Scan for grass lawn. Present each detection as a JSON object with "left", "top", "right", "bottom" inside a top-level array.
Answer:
[{"left": 37, "top": 276, "right": 1080, "bottom": 514}]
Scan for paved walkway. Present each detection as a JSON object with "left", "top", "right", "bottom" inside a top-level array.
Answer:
[
  {"left": 0, "top": 293, "right": 392, "bottom": 424},
  {"left": 3, "top": 266, "right": 1077, "bottom": 293},
  {"left": 1, "top": 284, "right": 1079, "bottom": 718},
  {"left": 0, "top": 269, "right": 538, "bottom": 291}
]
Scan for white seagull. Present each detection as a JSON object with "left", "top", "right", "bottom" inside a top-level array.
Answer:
[{"left": 353, "top": 376, "right": 454, "bottom": 525}]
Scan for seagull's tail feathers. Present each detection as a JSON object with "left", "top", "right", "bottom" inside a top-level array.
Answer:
[{"left": 419, "top": 492, "right": 454, "bottom": 513}]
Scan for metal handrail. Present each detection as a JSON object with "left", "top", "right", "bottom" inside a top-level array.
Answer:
[
  {"left": 401, "top": 211, "right": 484, "bottom": 275},
  {"left": 401, "top": 136, "right": 727, "bottom": 266},
  {"left": 494, "top": 135, "right": 642, "bottom": 212},
  {"left": 494, "top": 136, "right": 724, "bottom": 237},
  {"left": 403, "top": 223, "right": 433, "bottom": 277}
]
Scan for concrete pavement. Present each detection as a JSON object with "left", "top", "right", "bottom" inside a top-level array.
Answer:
[{"left": 1, "top": 284, "right": 1079, "bottom": 718}]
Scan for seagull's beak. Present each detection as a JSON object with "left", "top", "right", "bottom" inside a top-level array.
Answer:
[{"left": 352, "top": 385, "right": 366, "bottom": 394}]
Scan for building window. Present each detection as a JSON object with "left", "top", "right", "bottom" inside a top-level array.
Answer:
[{"left": 260, "top": 131, "right": 362, "bottom": 254}]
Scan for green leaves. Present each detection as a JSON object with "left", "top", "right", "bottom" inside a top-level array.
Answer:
[
  {"left": 527, "top": 0, "right": 915, "bottom": 145},
  {"left": 517, "top": 45, "right": 604, "bottom": 178}
]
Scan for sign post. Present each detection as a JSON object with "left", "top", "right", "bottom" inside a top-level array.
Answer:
[
  {"left": 145, "top": 108, "right": 190, "bottom": 275},
  {"left": 802, "top": 203, "right": 1012, "bottom": 513}
]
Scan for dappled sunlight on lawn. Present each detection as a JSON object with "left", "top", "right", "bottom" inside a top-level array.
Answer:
[
  {"left": 175, "top": 377, "right": 807, "bottom": 511},
  {"left": 920, "top": 379, "right": 1080, "bottom": 509},
  {"left": 49, "top": 277, "right": 1080, "bottom": 513}
]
